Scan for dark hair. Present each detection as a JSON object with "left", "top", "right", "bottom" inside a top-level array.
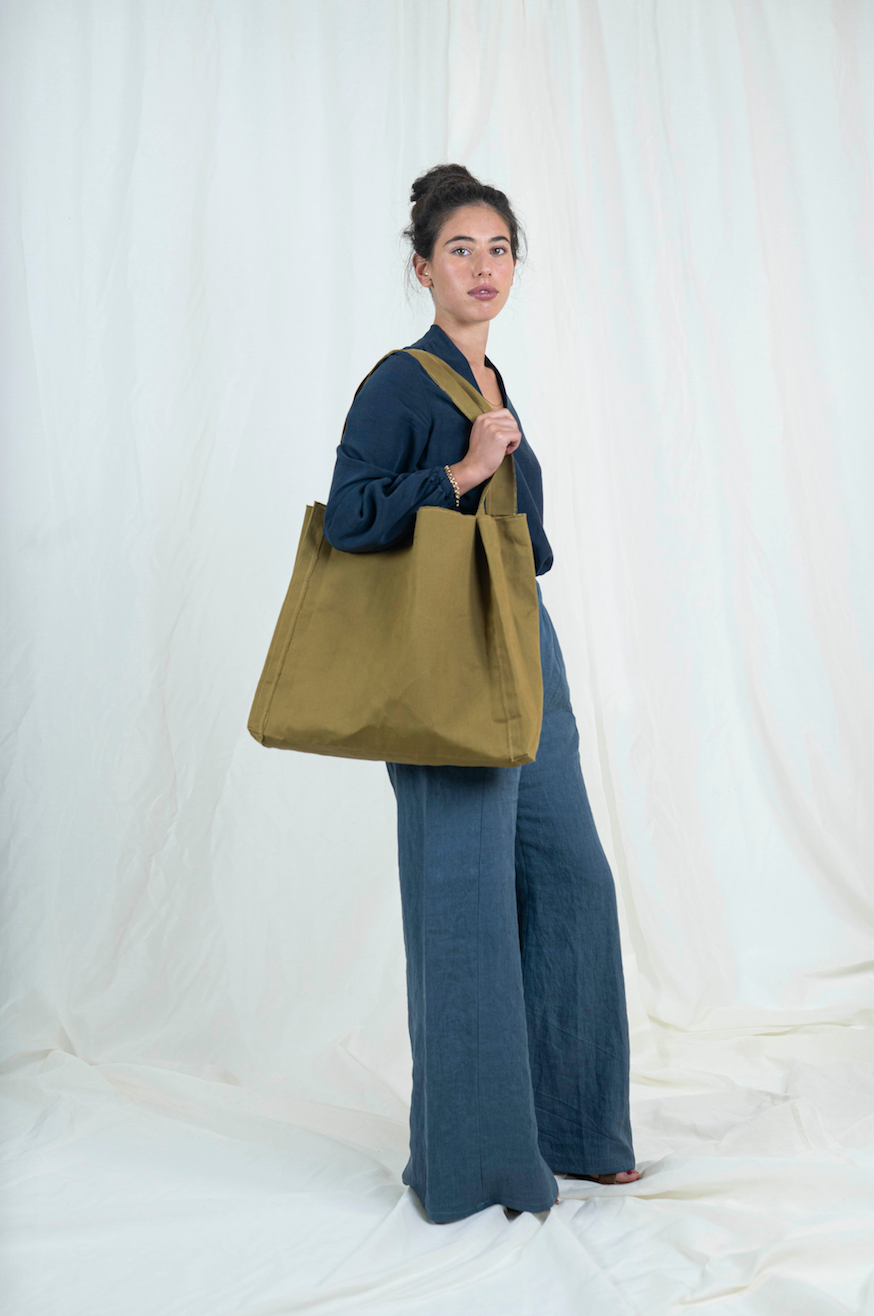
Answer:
[{"left": 402, "top": 163, "right": 526, "bottom": 290}]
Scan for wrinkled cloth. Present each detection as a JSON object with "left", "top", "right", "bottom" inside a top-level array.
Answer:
[{"left": 4, "top": 0, "right": 874, "bottom": 1312}]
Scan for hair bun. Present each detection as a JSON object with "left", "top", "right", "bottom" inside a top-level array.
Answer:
[{"left": 410, "top": 163, "right": 476, "bottom": 206}]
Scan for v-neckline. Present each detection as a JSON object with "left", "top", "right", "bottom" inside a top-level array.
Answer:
[{"left": 423, "top": 323, "right": 507, "bottom": 410}]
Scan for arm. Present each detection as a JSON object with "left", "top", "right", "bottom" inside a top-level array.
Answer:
[{"left": 323, "top": 363, "right": 457, "bottom": 553}]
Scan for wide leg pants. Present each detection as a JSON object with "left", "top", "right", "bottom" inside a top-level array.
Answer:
[{"left": 386, "top": 585, "right": 635, "bottom": 1223}]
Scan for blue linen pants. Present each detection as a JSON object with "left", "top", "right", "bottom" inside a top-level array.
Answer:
[{"left": 386, "top": 585, "right": 635, "bottom": 1223}]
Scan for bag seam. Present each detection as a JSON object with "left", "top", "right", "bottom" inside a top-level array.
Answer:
[{"left": 259, "top": 528, "right": 327, "bottom": 736}]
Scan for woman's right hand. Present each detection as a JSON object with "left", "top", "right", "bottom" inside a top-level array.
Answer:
[{"left": 448, "top": 409, "right": 522, "bottom": 496}]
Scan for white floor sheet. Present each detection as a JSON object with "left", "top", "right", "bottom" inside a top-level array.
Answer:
[{"left": 2, "top": 2, "right": 873, "bottom": 1313}]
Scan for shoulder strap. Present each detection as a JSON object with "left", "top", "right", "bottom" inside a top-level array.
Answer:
[
  {"left": 345, "top": 347, "right": 517, "bottom": 516},
  {"left": 349, "top": 348, "right": 496, "bottom": 421},
  {"left": 402, "top": 349, "right": 494, "bottom": 423}
]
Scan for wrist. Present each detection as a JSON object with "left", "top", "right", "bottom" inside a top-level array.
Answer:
[{"left": 447, "top": 458, "right": 487, "bottom": 497}]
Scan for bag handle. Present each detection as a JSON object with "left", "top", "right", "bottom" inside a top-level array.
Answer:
[{"left": 346, "top": 348, "right": 518, "bottom": 517}]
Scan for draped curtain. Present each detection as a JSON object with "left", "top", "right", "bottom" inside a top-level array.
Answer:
[{"left": 2, "top": 2, "right": 873, "bottom": 1312}]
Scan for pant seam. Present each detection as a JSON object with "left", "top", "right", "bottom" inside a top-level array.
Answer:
[
  {"left": 475, "top": 773, "right": 486, "bottom": 1202},
  {"left": 515, "top": 835, "right": 532, "bottom": 980}
]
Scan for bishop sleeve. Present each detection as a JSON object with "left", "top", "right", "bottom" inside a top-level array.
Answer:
[{"left": 323, "top": 366, "right": 458, "bottom": 553}]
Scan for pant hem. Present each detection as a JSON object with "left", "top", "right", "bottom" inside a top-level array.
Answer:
[{"left": 416, "top": 1192, "right": 558, "bottom": 1224}]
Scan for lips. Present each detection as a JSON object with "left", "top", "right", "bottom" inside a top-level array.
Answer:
[{"left": 469, "top": 285, "right": 498, "bottom": 299}]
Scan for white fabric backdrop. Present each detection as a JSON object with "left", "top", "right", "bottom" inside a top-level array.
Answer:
[{"left": 2, "top": 1, "right": 873, "bottom": 1312}]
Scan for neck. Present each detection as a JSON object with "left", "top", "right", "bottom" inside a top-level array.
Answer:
[{"left": 432, "top": 312, "right": 490, "bottom": 370}]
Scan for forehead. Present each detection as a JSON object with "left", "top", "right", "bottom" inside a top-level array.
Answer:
[{"left": 436, "top": 203, "right": 508, "bottom": 242}]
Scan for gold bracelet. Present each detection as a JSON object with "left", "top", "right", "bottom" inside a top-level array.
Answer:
[{"left": 444, "top": 464, "right": 461, "bottom": 509}]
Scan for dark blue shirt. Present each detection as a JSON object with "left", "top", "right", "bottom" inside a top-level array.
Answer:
[{"left": 323, "top": 322, "right": 553, "bottom": 576}]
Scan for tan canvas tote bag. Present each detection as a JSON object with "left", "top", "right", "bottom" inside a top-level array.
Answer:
[{"left": 247, "top": 348, "right": 543, "bottom": 767}]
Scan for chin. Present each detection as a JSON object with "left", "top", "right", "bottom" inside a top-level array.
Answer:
[{"left": 463, "top": 298, "right": 504, "bottom": 320}]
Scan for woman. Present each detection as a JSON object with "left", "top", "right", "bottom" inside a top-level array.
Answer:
[{"left": 324, "top": 164, "right": 640, "bottom": 1223}]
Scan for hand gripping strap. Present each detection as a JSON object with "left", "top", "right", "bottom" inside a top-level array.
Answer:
[
  {"left": 345, "top": 347, "right": 518, "bottom": 517},
  {"left": 402, "top": 350, "right": 517, "bottom": 518}
]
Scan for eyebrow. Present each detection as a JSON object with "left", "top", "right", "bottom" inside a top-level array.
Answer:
[{"left": 443, "top": 234, "right": 511, "bottom": 246}]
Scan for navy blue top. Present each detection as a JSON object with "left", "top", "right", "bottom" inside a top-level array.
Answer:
[{"left": 323, "top": 323, "right": 553, "bottom": 576}]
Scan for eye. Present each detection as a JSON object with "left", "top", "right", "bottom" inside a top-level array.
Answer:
[{"left": 451, "top": 245, "right": 509, "bottom": 257}]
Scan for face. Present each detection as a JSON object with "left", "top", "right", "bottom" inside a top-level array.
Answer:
[{"left": 414, "top": 204, "right": 516, "bottom": 326}]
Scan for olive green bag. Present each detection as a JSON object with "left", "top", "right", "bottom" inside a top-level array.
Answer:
[{"left": 247, "top": 348, "right": 543, "bottom": 767}]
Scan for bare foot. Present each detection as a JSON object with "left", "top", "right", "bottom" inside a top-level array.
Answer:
[{"left": 556, "top": 1169, "right": 641, "bottom": 1185}]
